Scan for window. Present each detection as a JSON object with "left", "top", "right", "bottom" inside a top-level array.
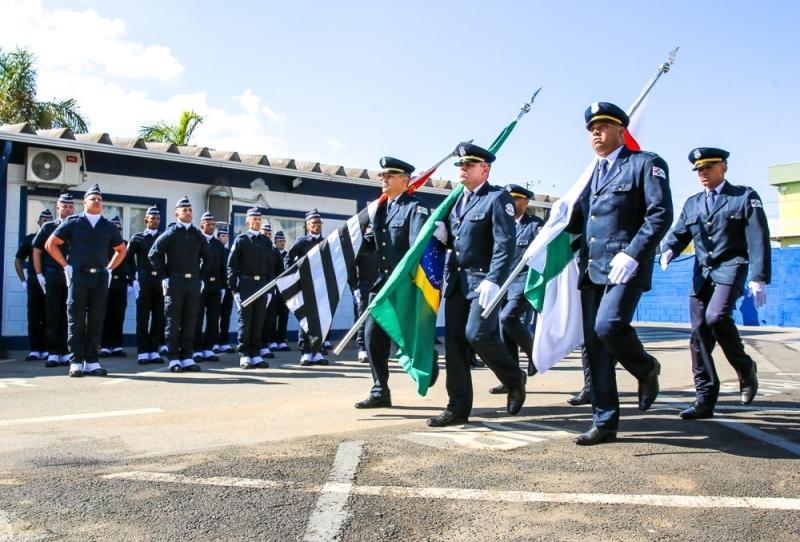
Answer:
[
  {"left": 230, "top": 211, "right": 305, "bottom": 246},
  {"left": 25, "top": 196, "right": 151, "bottom": 240}
]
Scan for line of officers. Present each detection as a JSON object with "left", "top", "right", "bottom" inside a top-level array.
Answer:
[{"left": 14, "top": 187, "right": 344, "bottom": 376}]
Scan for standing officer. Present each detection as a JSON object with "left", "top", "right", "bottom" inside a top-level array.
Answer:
[
  {"left": 566, "top": 102, "right": 672, "bottom": 445},
  {"left": 285, "top": 209, "right": 327, "bottom": 365},
  {"left": 100, "top": 216, "right": 130, "bottom": 358},
  {"left": 33, "top": 193, "right": 75, "bottom": 367},
  {"left": 354, "top": 157, "right": 429, "bottom": 408},
  {"left": 228, "top": 208, "right": 277, "bottom": 369},
  {"left": 353, "top": 242, "right": 379, "bottom": 363},
  {"left": 15, "top": 208, "right": 53, "bottom": 361},
  {"left": 148, "top": 196, "right": 210, "bottom": 373},
  {"left": 258, "top": 220, "right": 279, "bottom": 360},
  {"left": 215, "top": 226, "right": 234, "bottom": 353},
  {"left": 661, "top": 148, "right": 767, "bottom": 419},
  {"left": 193, "top": 211, "right": 226, "bottom": 362},
  {"left": 428, "top": 143, "right": 527, "bottom": 427},
  {"left": 125, "top": 205, "right": 164, "bottom": 364},
  {"left": 45, "top": 185, "right": 126, "bottom": 377},
  {"left": 270, "top": 230, "right": 291, "bottom": 352}
]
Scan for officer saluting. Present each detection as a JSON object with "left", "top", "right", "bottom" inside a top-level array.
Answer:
[
  {"left": 354, "top": 156, "right": 430, "bottom": 409},
  {"left": 33, "top": 193, "right": 75, "bottom": 368},
  {"left": 15, "top": 209, "right": 53, "bottom": 361},
  {"left": 148, "top": 196, "right": 210, "bottom": 373},
  {"left": 44, "top": 185, "right": 127, "bottom": 377},
  {"left": 428, "top": 143, "right": 527, "bottom": 427},
  {"left": 661, "top": 148, "right": 768, "bottom": 419},
  {"left": 566, "top": 102, "right": 673, "bottom": 445},
  {"left": 126, "top": 205, "right": 164, "bottom": 364},
  {"left": 228, "top": 207, "right": 277, "bottom": 369},
  {"left": 193, "top": 211, "right": 226, "bottom": 363}
]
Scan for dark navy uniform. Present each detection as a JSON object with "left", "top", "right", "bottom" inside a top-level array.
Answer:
[
  {"left": 285, "top": 230, "right": 324, "bottom": 356},
  {"left": 216, "top": 229, "right": 234, "bottom": 351},
  {"left": 16, "top": 231, "right": 47, "bottom": 356},
  {"left": 52, "top": 213, "right": 124, "bottom": 367},
  {"left": 440, "top": 145, "right": 525, "bottom": 421},
  {"left": 228, "top": 229, "right": 277, "bottom": 359},
  {"left": 194, "top": 233, "right": 227, "bottom": 359},
  {"left": 262, "top": 244, "right": 285, "bottom": 353},
  {"left": 149, "top": 219, "right": 210, "bottom": 367},
  {"left": 353, "top": 244, "right": 379, "bottom": 357},
  {"left": 566, "top": 103, "right": 673, "bottom": 437},
  {"left": 126, "top": 228, "right": 164, "bottom": 360},
  {"left": 33, "top": 219, "right": 70, "bottom": 364},
  {"left": 101, "top": 218, "right": 130, "bottom": 356},
  {"left": 662, "top": 148, "right": 769, "bottom": 413},
  {"left": 272, "top": 236, "right": 290, "bottom": 349}
]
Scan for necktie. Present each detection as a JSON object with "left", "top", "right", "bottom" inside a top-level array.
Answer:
[
  {"left": 386, "top": 200, "right": 394, "bottom": 217},
  {"left": 706, "top": 190, "right": 717, "bottom": 213},
  {"left": 594, "top": 159, "right": 609, "bottom": 191},
  {"left": 460, "top": 191, "right": 473, "bottom": 215}
]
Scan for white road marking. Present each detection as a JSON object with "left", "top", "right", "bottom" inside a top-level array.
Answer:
[
  {"left": 99, "top": 471, "right": 800, "bottom": 511},
  {"left": 303, "top": 440, "right": 364, "bottom": 542},
  {"left": 404, "top": 419, "right": 573, "bottom": 450},
  {"left": 0, "top": 408, "right": 162, "bottom": 427},
  {"left": 0, "top": 378, "right": 35, "bottom": 389}
]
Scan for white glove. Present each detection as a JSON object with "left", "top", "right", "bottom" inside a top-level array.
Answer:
[
  {"left": 63, "top": 264, "right": 73, "bottom": 287},
  {"left": 433, "top": 221, "right": 448, "bottom": 244},
  {"left": 132, "top": 280, "right": 140, "bottom": 299},
  {"left": 37, "top": 273, "right": 47, "bottom": 294},
  {"left": 353, "top": 288, "right": 362, "bottom": 305},
  {"left": 162, "top": 278, "right": 169, "bottom": 297},
  {"left": 106, "top": 269, "right": 113, "bottom": 288},
  {"left": 20, "top": 279, "right": 27, "bottom": 292},
  {"left": 220, "top": 289, "right": 226, "bottom": 301},
  {"left": 659, "top": 249, "right": 673, "bottom": 272},
  {"left": 266, "top": 293, "right": 273, "bottom": 308},
  {"left": 608, "top": 252, "right": 639, "bottom": 285},
  {"left": 233, "top": 292, "right": 242, "bottom": 309},
  {"left": 200, "top": 281, "right": 205, "bottom": 293},
  {"left": 747, "top": 280, "right": 767, "bottom": 309},
  {"left": 474, "top": 280, "right": 500, "bottom": 310}
]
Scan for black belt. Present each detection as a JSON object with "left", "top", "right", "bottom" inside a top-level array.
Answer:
[
  {"left": 208, "top": 277, "right": 217, "bottom": 282},
  {"left": 140, "top": 270, "right": 158, "bottom": 276},
  {"left": 242, "top": 274, "right": 264, "bottom": 281},
  {"left": 171, "top": 273, "right": 195, "bottom": 279},
  {"left": 112, "top": 274, "right": 122, "bottom": 279},
  {"left": 81, "top": 267, "right": 103, "bottom": 273}
]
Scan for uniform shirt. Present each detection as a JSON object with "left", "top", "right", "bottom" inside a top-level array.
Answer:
[
  {"left": 125, "top": 230, "right": 160, "bottom": 280},
  {"left": 200, "top": 235, "right": 227, "bottom": 287},
  {"left": 148, "top": 222, "right": 210, "bottom": 279},
  {"left": 33, "top": 219, "right": 67, "bottom": 270},
  {"left": 52, "top": 214, "right": 123, "bottom": 269},
  {"left": 284, "top": 234, "right": 323, "bottom": 268},
  {"left": 662, "top": 181, "right": 771, "bottom": 293},
  {"left": 507, "top": 213, "right": 544, "bottom": 299},
  {"left": 108, "top": 239, "right": 132, "bottom": 284},
  {"left": 15, "top": 233, "right": 37, "bottom": 277},
  {"left": 227, "top": 231, "right": 278, "bottom": 293},
  {"left": 369, "top": 193, "right": 428, "bottom": 278}
]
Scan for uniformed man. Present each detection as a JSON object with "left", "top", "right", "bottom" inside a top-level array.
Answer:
[
  {"left": 565, "top": 102, "right": 673, "bottom": 445},
  {"left": 427, "top": 143, "right": 527, "bottom": 427},
  {"left": 215, "top": 226, "right": 235, "bottom": 354},
  {"left": 148, "top": 196, "right": 210, "bottom": 373},
  {"left": 353, "top": 242, "right": 379, "bottom": 363},
  {"left": 259, "top": 219, "right": 280, "bottom": 360},
  {"left": 285, "top": 209, "right": 327, "bottom": 365},
  {"left": 660, "top": 148, "right": 768, "bottom": 419},
  {"left": 33, "top": 193, "right": 75, "bottom": 367},
  {"left": 100, "top": 216, "right": 130, "bottom": 358},
  {"left": 354, "top": 157, "right": 429, "bottom": 408},
  {"left": 270, "top": 230, "right": 291, "bottom": 352},
  {"left": 228, "top": 207, "right": 277, "bottom": 369},
  {"left": 125, "top": 205, "right": 164, "bottom": 364},
  {"left": 193, "top": 211, "right": 226, "bottom": 362},
  {"left": 15, "top": 208, "right": 52, "bottom": 361},
  {"left": 45, "top": 185, "right": 127, "bottom": 377}
]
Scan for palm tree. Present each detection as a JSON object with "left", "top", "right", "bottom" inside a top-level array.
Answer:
[
  {"left": 138, "top": 110, "right": 204, "bottom": 145},
  {"left": 0, "top": 47, "right": 89, "bottom": 132}
]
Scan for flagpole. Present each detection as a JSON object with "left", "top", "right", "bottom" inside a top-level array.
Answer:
[
  {"left": 240, "top": 145, "right": 467, "bottom": 309},
  {"left": 480, "top": 47, "right": 679, "bottom": 319}
]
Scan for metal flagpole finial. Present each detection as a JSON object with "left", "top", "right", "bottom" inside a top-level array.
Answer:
[
  {"left": 659, "top": 47, "right": 680, "bottom": 74},
  {"left": 516, "top": 86, "right": 542, "bottom": 121}
]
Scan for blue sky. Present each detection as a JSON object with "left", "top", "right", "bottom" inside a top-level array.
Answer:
[{"left": 5, "top": 0, "right": 799, "bottom": 219}]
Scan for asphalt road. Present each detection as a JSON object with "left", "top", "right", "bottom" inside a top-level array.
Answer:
[{"left": 1, "top": 323, "right": 798, "bottom": 541}]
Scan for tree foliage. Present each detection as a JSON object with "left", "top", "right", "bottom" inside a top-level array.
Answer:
[{"left": 138, "top": 110, "right": 204, "bottom": 145}]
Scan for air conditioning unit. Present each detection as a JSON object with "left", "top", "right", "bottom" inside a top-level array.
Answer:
[{"left": 26, "top": 147, "right": 83, "bottom": 186}]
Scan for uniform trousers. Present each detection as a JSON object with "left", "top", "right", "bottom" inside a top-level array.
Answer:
[
  {"left": 26, "top": 276, "right": 47, "bottom": 352},
  {"left": 136, "top": 277, "right": 164, "bottom": 354},
  {"left": 194, "top": 285, "right": 222, "bottom": 352},
  {"left": 355, "top": 280, "right": 371, "bottom": 351},
  {"left": 164, "top": 275, "right": 201, "bottom": 359},
  {"left": 44, "top": 267, "right": 69, "bottom": 356},
  {"left": 237, "top": 277, "right": 267, "bottom": 357},
  {"left": 500, "top": 294, "right": 534, "bottom": 364},
  {"left": 67, "top": 269, "right": 110, "bottom": 362},
  {"left": 218, "top": 288, "right": 234, "bottom": 345},
  {"left": 101, "top": 276, "right": 127, "bottom": 349}
]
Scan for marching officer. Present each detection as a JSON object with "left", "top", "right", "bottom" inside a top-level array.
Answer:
[
  {"left": 148, "top": 196, "right": 210, "bottom": 373},
  {"left": 270, "top": 230, "right": 291, "bottom": 352},
  {"left": 259, "top": 220, "right": 280, "bottom": 360},
  {"left": 193, "top": 211, "right": 226, "bottom": 362},
  {"left": 126, "top": 205, "right": 164, "bottom": 364},
  {"left": 15, "top": 208, "right": 53, "bottom": 361},
  {"left": 565, "top": 102, "right": 673, "bottom": 445},
  {"left": 45, "top": 184, "right": 126, "bottom": 377},
  {"left": 285, "top": 209, "right": 327, "bottom": 365},
  {"left": 215, "top": 226, "right": 234, "bottom": 353},
  {"left": 33, "top": 193, "right": 75, "bottom": 367},
  {"left": 660, "top": 148, "right": 768, "bottom": 419},
  {"left": 100, "top": 216, "right": 130, "bottom": 358},
  {"left": 428, "top": 143, "right": 527, "bottom": 427},
  {"left": 489, "top": 184, "right": 543, "bottom": 395},
  {"left": 228, "top": 208, "right": 277, "bottom": 369},
  {"left": 354, "top": 157, "right": 429, "bottom": 409}
]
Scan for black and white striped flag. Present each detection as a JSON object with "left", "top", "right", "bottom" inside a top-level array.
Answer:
[{"left": 276, "top": 200, "right": 379, "bottom": 352}]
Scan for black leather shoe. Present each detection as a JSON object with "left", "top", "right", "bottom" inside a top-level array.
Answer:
[
  {"left": 88, "top": 367, "right": 108, "bottom": 377},
  {"left": 427, "top": 410, "right": 469, "bottom": 427},
  {"left": 354, "top": 395, "right": 392, "bottom": 409},
  {"left": 25, "top": 353, "right": 38, "bottom": 361},
  {"left": 262, "top": 352, "right": 275, "bottom": 359},
  {"left": 575, "top": 425, "right": 617, "bottom": 446},
  {"left": 316, "top": 358, "right": 329, "bottom": 366},
  {"left": 527, "top": 360, "right": 538, "bottom": 377},
  {"left": 638, "top": 359, "right": 661, "bottom": 411},
  {"left": 740, "top": 363, "right": 758, "bottom": 404},
  {"left": 489, "top": 383, "right": 508, "bottom": 395},
  {"left": 254, "top": 360, "right": 270, "bottom": 369},
  {"left": 169, "top": 364, "right": 184, "bottom": 373},
  {"left": 680, "top": 402, "right": 714, "bottom": 420},
  {"left": 183, "top": 363, "right": 202, "bottom": 372},
  {"left": 507, "top": 371, "right": 527, "bottom": 415},
  {"left": 45, "top": 359, "right": 61, "bottom": 368},
  {"left": 568, "top": 390, "right": 590, "bottom": 406},
  {"left": 299, "top": 358, "right": 313, "bottom": 366}
]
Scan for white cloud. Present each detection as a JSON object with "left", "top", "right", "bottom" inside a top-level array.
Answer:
[
  {"left": 236, "top": 89, "right": 285, "bottom": 122},
  {"left": 327, "top": 138, "right": 343, "bottom": 151}
]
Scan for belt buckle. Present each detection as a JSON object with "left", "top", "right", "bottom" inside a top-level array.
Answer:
[
  {"left": 209, "top": 277, "right": 216, "bottom": 282},
  {"left": 183, "top": 273, "right": 192, "bottom": 279},
  {"left": 150, "top": 271, "right": 157, "bottom": 276},
  {"left": 253, "top": 275, "right": 261, "bottom": 281},
  {"left": 89, "top": 268, "right": 97, "bottom": 273}
]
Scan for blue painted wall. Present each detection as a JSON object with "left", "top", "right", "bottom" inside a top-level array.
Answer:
[{"left": 638, "top": 246, "right": 800, "bottom": 327}]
